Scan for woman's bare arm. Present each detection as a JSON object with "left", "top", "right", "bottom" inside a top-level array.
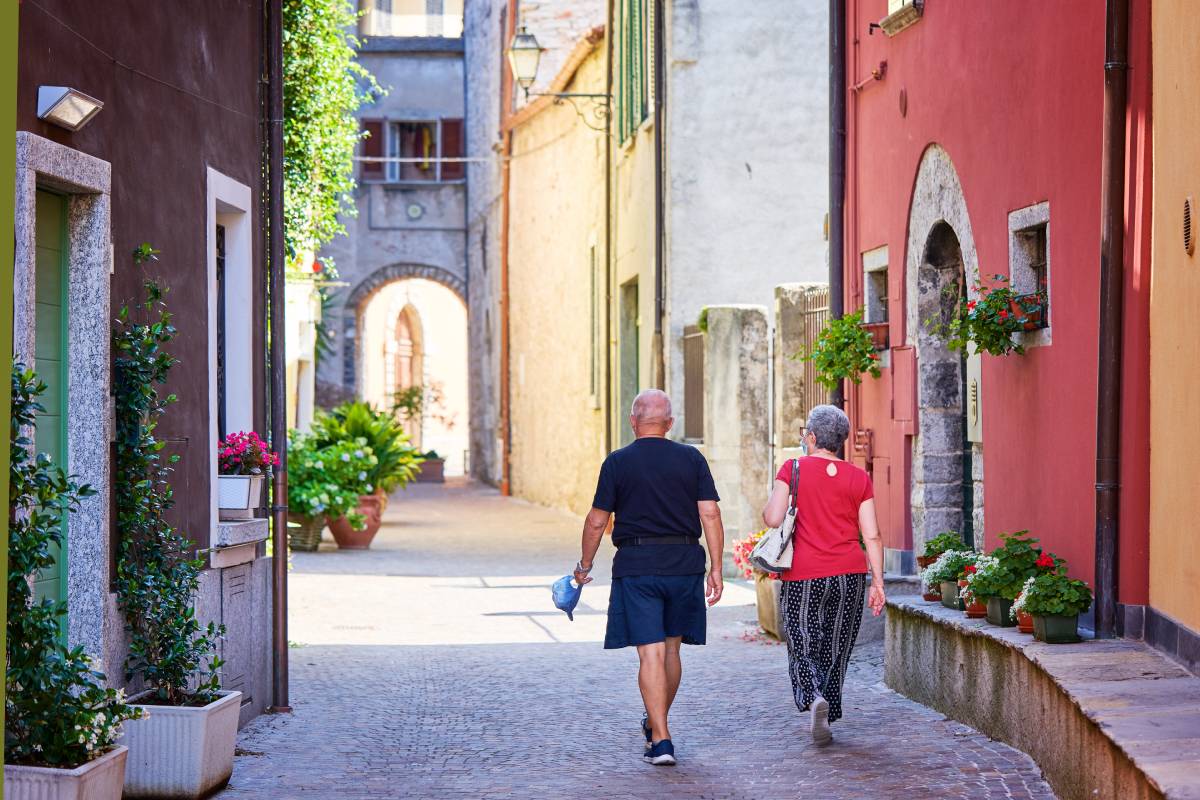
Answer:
[
  {"left": 762, "top": 479, "right": 791, "bottom": 528},
  {"left": 859, "top": 498, "right": 886, "bottom": 615}
]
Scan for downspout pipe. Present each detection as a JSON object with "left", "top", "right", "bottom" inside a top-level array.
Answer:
[
  {"left": 828, "top": 0, "right": 847, "bottom": 411},
  {"left": 266, "top": 0, "right": 290, "bottom": 711},
  {"left": 1094, "top": 0, "right": 1129, "bottom": 640},
  {"left": 652, "top": 0, "right": 666, "bottom": 391},
  {"left": 498, "top": 0, "right": 516, "bottom": 495},
  {"left": 604, "top": 1, "right": 614, "bottom": 452}
]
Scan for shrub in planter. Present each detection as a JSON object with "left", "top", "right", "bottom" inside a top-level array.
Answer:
[
  {"left": 799, "top": 309, "right": 882, "bottom": 391},
  {"left": 113, "top": 265, "right": 238, "bottom": 799},
  {"left": 215, "top": 431, "right": 278, "bottom": 521},
  {"left": 286, "top": 432, "right": 374, "bottom": 550},
  {"left": 312, "top": 401, "right": 422, "bottom": 499},
  {"left": 732, "top": 531, "right": 781, "bottom": 640},
  {"left": 5, "top": 365, "right": 141, "bottom": 798},
  {"left": 416, "top": 450, "right": 446, "bottom": 483},
  {"left": 926, "top": 275, "right": 1044, "bottom": 357},
  {"left": 963, "top": 531, "right": 1047, "bottom": 626},
  {"left": 919, "top": 531, "right": 964, "bottom": 569},
  {"left": 921, "top": 549, "right": 977, "bottom": 610},
  {"left": 1012, "top": 571, "right": 1093, "bottom": 644}
]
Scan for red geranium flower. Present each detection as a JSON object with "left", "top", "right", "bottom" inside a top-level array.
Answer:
[
  {"left": 967, "top": 300, "right": 977, "bottom": 311},
  {"left": 998, "top": 310, "right": 1009, "bottom": 320},
  {"left": 1036, "top": 553, "right": 1055, "bottom": 570},
  {"left": 963, "top": 564, "right": 977, "bottom": 574}
]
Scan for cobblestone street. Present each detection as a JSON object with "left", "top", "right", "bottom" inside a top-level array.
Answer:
[{"left": 220, "top": 481, "right": 1055, "bottom": 799}]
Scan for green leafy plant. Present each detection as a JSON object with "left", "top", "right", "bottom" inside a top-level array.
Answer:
[
  {"left": 313, "top": 402, "right": 422, "bottom": 494},
  {"left": 1013, "top": 572, "right": 1093, "bottom": 618},
  {"left": 287, "top": 432, "right": 376, "bottom": 529},
  {"left": 421, "top": 450, "right": 442, "bottom": 460},
  {"left": 284, "top": 0, "right": 383, "bottom": 264},
  {"left": 799, "top": 310, "right": 881, "bottom": 390},
  {"left": 113, "top": 248, "right": 224, "bottom": 707},
  {"left": 927, "top": 275, "right": 1044, "bottom": 356},
  {"left": 963, "top": 531, "right": 1044, "bottom": 602},
  {"left": 697, "top": 307, "right": 710, "bottom": 333},
  {"left": 5, "top": 364, "right": 142, "bottom": 767},
  {"left": 921, "top": 549, "right": 978, "bottom": 586},
  {"left": 922, "top": 531, "right": 964, "bottom": 560}
]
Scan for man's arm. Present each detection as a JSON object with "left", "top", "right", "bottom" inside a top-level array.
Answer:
[
  {"left": 574, "top": 507, "right": 611, "bottom": 585},
  {"left": 698, "top": 500, "right": 724, "bottom": 606}
]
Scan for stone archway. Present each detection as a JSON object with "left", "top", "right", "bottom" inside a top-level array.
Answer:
[{"left": 905, "top": 145, "right": 985, "bottom": 552}]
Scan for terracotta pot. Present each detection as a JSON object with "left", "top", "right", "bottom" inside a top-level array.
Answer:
[
  {"left": 964, "top": 597, "right": 988, "bottom": 619},
  {"left": 861, "top": 321, "right": 889, "bottom": 350},
  {"left": 1009, "top": 295, "right": 1046, "bottom": 331},
  {"left": 922, "top": 588, "right": 943, "bottom": 602},
  {"left": 1016, "top": 609, "right": 1035, "bottom": 634},
  {"left": 328, "top": 494, "right": 384, "bottom": 550},
  {"left": 916, "top": 555, "right": 936, "bottom": 569},
  {"left": 415, "top": 458, "right": 446, "bottom": 483}
]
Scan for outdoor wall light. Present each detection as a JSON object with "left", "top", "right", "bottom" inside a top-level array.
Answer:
[
  {"left": 37, "top": 86, "right": 104, "bottom": 132},
  {"left": 506, "top": 26, "right": 611, "bottom": 131}
]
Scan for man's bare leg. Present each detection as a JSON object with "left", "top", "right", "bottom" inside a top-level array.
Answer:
[
  {"left": 664, "top": 635, "right": 683, "bottom": 710},
  {"left": 637, "top": 642, "right": 671, "bottom": 742}
]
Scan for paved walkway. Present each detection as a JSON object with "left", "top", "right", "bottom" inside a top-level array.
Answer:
[{"left": 220, "top": 480, "right": 1056, "bottom": 799}]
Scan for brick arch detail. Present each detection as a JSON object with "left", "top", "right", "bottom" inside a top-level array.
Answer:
[{"left": 345, "top": 263, "right": 466, "bottom": 310}]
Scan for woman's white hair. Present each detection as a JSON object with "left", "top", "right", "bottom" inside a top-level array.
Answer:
[{"left": 807, "top": 404, "right": 851, "bottom": 452}]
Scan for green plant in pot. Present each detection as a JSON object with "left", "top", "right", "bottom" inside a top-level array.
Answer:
[
  {"left": 5, "top": 364, "right": 142, "bottom": 797},
  {"left": 926, "top": 274, "right": 1043, "bottom": 357},
  {"left": 312, "top": 401, "right": 423, "bottom": 499},
  {"left": 1011, "top": 571, "right": 1093, "bottom": 643},
  {"left": 919, "top": 531, "right": 963, "bottom": 569},
  {"left": 112, "top": 264, "right": 240, "bottom": 799},
  {"left": 921, "top": 549, "right": 977, "bottom": 611},
  {"left": 964, "top": 531, "right": 1045, "bottom": 626},
  {"left": 798, "top": 309, "right": 882, "bottom": 391},
  {"left": 286, "top": 431, "right": 375, "bottom": 551}
]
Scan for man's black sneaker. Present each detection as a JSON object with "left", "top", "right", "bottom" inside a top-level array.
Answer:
[{"left": 644, "top": 739, "right": 676, "bottom": 766}]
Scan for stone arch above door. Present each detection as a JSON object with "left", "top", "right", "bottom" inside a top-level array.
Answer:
[
  {"left": 904, "top": 144, "right": 985, "bottom": 554},
  {"left": 345, "top": 263, "right": 466, "bottom": 311}
]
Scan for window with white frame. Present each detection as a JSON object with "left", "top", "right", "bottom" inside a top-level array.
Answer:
[
  {"left": 360, "top": 117, "right": 464, "bottom": 183},
  {"left": 862, "top": 245, "right": 889, "bottom": 324},
  {"left": 1008, "top": 201, "right": 1050, "bottom": 334}
]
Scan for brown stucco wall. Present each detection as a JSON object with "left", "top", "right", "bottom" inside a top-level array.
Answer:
[{"left": 17, "top": 0, "right": 267, "bottom": 550}]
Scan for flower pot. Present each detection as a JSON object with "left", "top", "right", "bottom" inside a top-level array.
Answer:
[
  {"left": 217, "top": 474, "right": 265, "bottom": 521},
  {"left": 287, "top": 513, "right": 325, "bottom": 552},
  {"left": 940, "top": 581, "right": 960, "bottom": 609},
  {"left": 1010, "top": 295, "right": 1046, "bottom": 331},
  {"left": 5, "top": 745, "right": 128, "bottom": 800},
  {"left": 328, "top": 494, "right": 385, "bottom": 549},
  {"left": 119, "top": 691, "right": 241, "bottom": 799},
  {"left": 922, "top": 587, "right": 943, "bottom": 602},
  {"left": 861, "top": 321, "right": 889, "bottom": 350},
  {"left": 916, "top": 555, "right": 936, "bottom": 569},
  {"left": 1016, "top": 609, "right": 1034, "bottom": 634},
  {"left": 964, "top": 596, "right": 988, "bottom": 619},
  {"left": 416, "top": 458, "right": 446, "bottom": 483},
  {"left": 986, "top": 596, "right": 1016, "bottom": 627},
  {"left": 754, "top": 572, "right": 781, "bottom": 641},
  {"left": 1032, "top": 613, "right": 1081, "bottom": 644}
]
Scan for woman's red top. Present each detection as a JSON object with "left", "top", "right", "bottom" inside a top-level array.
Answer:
[{"left": 775, "top": 456, "right": 874, "bottom": 581}]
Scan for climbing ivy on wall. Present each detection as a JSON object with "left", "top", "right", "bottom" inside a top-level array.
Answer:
[{"left": 283, "top": 0, "right": 382, "bottom": 265}]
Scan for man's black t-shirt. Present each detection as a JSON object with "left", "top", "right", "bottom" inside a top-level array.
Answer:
[{"left": 591, "top": 437, "right": 720, "bottom": 578}]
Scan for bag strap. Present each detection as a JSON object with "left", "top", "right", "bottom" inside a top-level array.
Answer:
[{"left": 788, "top": 457, "right": 800, "bottom": 512}]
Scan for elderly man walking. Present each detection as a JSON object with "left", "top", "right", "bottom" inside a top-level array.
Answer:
[{"left": 573, "top": 389, "right": 724, "bottom": 766}]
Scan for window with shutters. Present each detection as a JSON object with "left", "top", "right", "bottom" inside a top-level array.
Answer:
[
  {"left": 617, "top": 0, "right": 652, "bottom": 143},
  {"left": 360, "top": 118, "right": 465, "bottom": 183}
]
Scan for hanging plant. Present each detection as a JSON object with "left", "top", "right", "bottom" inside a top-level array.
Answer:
[
  {"left": 6, "top": 363, "right": 142, "bottom": 767},
  {"left": 798, "top": 309, "right": 882, "bottom": 390},
  {"left": 112, "top": 245, "right": 224, "bottom": 707},
  {"left": 928, "top": 275, "right": 1045, "bottom": 356}
]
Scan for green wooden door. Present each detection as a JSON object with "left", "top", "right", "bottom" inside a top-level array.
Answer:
[{"left": 32, "top": 190, "right": 68, "bottom": 609}]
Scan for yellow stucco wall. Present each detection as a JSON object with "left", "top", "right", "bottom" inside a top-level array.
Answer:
[
  {"left": 507, "top": 46, "right": 609, "bottom": 514},
  {"left": 1149, "top": 0, "right": 1200, "bottom": 633}
]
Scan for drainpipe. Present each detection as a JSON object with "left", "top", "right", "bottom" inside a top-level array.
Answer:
[
  {"left": 604, "top": 0, "right": 615, "bottom": 452},
  {"left": 266, "top": 0, "right": 290, "bottom": 711},
  {"left": 651, "top": 0, "right": 666, "bottom": 391},
  {"left": 1094, "top": 0, "right": 1129, "bottom": 640},
  {"left": 498, "top": 0, "right": 516, "bottom": 495},
  {"left": 828, "top": 0, "right": 847, "bottom": 411}
]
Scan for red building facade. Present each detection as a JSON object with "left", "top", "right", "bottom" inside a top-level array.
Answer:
[{"left": 841, "top": 1, "right": 1152, "bottom": 624}]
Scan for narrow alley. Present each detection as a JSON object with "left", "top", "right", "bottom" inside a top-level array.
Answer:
[{"left": 219, "top": 481, "right": 1055, "bottom": 799}]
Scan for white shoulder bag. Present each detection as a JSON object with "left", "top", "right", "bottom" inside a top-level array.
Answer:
[{"left": 749, "top": 458, "right": 800, "bottom": 573}]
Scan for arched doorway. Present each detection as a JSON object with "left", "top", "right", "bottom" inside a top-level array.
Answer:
[
  {"left": 386, "top": 304, "right": 424, "bottom": 445},
  {"left": 905, "top": 145, "right": 985, "bottom": 552}
]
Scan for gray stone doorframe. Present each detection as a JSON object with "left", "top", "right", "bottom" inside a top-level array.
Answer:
[
  {"left": 341, "top": 263, "right": 466, "bottom": 392},
  {"left": 13, "top": 132, "right": 117, "bottom": 671},
  {"left": 904, "top": 145, "right": 985, "bottom": 556}
]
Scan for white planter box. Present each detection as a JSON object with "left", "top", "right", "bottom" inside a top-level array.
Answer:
[
  {"left": 119, "top": 690, "right": 241, "bottom": 799},
  {"left": 217, "top": 474, "right": 265, "bottom": 521},
  {"left": 4, "top": 745, "right": 128, "bottom": 800}
]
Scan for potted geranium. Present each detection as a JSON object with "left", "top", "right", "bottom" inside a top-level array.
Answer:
[
  {"left": 1012, "top": 569, "right": 1093, "bottom": 643},
  {"left": 216, "top": 430, "right": 278, "bottom": 520},
  {"left": 5, "top": 365, "right": 142, "bottom": 800},
  {"left": 732, "top": 531, "right": 781, "bottom": 640},
  {"left": 416, "top": 450, "right": 446, "bottom": 483},
  {"left": 800, "top": 309, "right": 882, "bottom": 390},
  {"left": 962, "top": 531, "right": 1044, "bottom": 626},
  {"left": 113, "top": 274, "right": 240, "bottom": 799},
  {"left": 919, "top": 531, "right": 963, "bottom": 569},
  {"left": 921, "top": 549, "right": 976, "bottom": 611},
  {"left": 927, "top": 274, "right": 1045, "bottom": 356}
]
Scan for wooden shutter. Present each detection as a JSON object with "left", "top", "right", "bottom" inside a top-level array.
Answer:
[
  {"left": 441, "top": 118, "right": 464, "bottom": 180},
  {"left": 361, "top": 118, "right": 384, "bottom": 181}
]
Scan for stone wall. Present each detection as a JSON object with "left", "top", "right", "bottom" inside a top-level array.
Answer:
[{"left": 702, "top": 306, "right": 770, "bottom": 543}]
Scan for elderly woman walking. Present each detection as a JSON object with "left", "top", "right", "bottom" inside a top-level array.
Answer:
[{"left": 761, "top": 404, "right": 886, "bottom": 745}]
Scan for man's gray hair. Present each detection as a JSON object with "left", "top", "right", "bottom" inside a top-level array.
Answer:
[
  {"left": 631, "top": 389, "right": 673, "bottom": 425},
  {"left": 807, "top": 404, "right": 851, "bottom": 452}
]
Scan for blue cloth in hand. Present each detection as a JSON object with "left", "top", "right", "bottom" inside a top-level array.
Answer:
[{"left": 551, "top": 575, "right": 583, "bottom": 621}]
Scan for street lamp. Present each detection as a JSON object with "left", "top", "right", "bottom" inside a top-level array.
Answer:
[
  {"left": 37, "top": 86, "right": 103, "bottom": 132},
  {"left": 506, "top": 26, "right": 611, "bottom": 131}
]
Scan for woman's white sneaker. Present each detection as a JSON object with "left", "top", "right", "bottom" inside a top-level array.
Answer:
[{"left": 810, "top": 698, "right": 833, "bottom": 745}]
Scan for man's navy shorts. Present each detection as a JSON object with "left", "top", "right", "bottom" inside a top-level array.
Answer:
[{"left": 603, "top": 574, "right": 707, "bottom": 649}]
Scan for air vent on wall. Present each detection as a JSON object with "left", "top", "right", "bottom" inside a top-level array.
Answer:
[{"left": 1185, "top": 196, "right": 1195, "bottom": 257}]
